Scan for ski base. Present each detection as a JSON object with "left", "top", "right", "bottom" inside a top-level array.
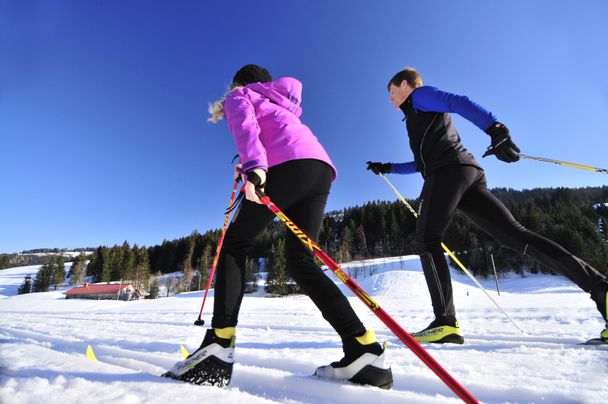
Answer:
[
  {"left": 580, "top": 338, "right": 608, "bottom": 346},
  {"left": 312, "top": 370, "right": 393, "bottom": 390},
  {"left": 579, "top": 338, "right": 608, "bottom": 346}
]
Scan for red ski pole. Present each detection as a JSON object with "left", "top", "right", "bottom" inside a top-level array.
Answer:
[
  {"left": 257, "top": 190, "right": 478, "bottom": 404},
  {"left": 194, "top": 178, "right": 241, "bottom": 326}
]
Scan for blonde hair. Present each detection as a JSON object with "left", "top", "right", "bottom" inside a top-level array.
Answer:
[
  {"left": 207, "top": 98, "right": 225, "bottom": 123},
  {"left": 207, "top": 84, "right": 242, "bottom": 124}
]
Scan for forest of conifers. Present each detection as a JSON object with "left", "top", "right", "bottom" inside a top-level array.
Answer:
[{"left": 81, "top": 185, "right": 608, "bottom": 292}]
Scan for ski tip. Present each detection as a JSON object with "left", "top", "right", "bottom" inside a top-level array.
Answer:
[
  {"left": 580, "top": 338, "right": 608, "bottom": 346},
  {"left": 179, "top": 344, "right": 189, "bottom": 359},
  {"left": 86, "top": 344, "right": 98, "bottom": 361}
]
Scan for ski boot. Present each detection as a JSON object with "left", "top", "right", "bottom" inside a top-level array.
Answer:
[
  {"left": 162, "top": 327, "right": 235, "bottom": 386},
  {"left": 315, "top": 330, "right": 393, "bottom": 389},
  {"left": 412, "top": 316, "right": 464, "bottom": 344},
  {"left": 601, "top": 325, "right": 608, "bottom": 342}
]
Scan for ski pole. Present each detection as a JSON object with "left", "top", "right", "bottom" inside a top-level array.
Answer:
[
  {"left": 518, "top": 153, "right": 608, "bottom": 175},
  {"left": 490, "top": 253, "right": 500, "bottom": 296},
  {"left": 194, "top": 178, "right": 241, "bottom": 326},
  {"left": 379, "top": 174, "right": 525, "bottom": 334},
  {"left": 257, "top": 189, "right": 478, "bottom": 404}
]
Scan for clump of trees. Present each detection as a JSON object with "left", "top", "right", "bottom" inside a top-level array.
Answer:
[
  {"left": 18, "top": 255, "right": 66, "bottom": 293},
  {"left": 86, "top": 242, "right": 151, "bottom": 291}
]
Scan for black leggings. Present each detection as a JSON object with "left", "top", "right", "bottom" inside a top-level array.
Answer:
[
  {"left": 212, "top": 159, "right": 366, "bottom": 339},
  {"left": 416, "top": 165, "right": 605, "bottom": 318}
]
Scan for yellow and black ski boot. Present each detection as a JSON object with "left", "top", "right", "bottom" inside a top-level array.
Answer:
[
  {"left": 600, "top": 324, "right": 608, "bottom": 342},
  {"left": 412, "top": 316, "right": 464, "bottom": 344},
  {"left": 591, "top": 281, "right": 608, "bottom": 342}
]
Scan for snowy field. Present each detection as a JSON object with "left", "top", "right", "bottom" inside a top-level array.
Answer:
[{"left": 1, "top": 256, "right": 606, "bottom": 404}]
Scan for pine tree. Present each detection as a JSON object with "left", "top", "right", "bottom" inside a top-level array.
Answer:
[
  {"left": 147, "top": 278, "right": 160, "bottom": 299},
  {"left": 51, "top": 255, "right": 65, "bottom": 290},
  {"left": 69, "top": 252, "right": 87, "bottom": 286},
  {"left": 245, "top": 257, "right": 259, "bottom": 293},
  {"left": 100, "top": 247, "right": 111, "bottom": 282},
  {"left": 159, "top": 240, "right": 177, "bottom": 274},
  {"left": 177, "top": 238, "right": 194, "bottom": 292},
  {"left": 86, "top": 247, "right": 102, "bottom": 281},
  {"left": 33, "top": 263, "right": 53, "bottom": 292},
  {"left": 118, "top": 241, "right": 135, "bottom": 282},
  {"left": 353, "top": 224, "right": 368, "bottom": 260},
  {"left": 194, "top": 244, "right": 212, "bottom": 291},
  {"left": 133, "top": 246, "right": 150, "bottom": 292},
  {"left": 267, "top": 238, "right": 288, "bottom": 295},
  {"left": 338, "top": 225, "right": 353, "bottom": 264},
  {"left": 108, "top": 244, "right": 124, "bottom": 281},
  {"left": 17, "top": 275, "right": 33, "bottom": 294}
]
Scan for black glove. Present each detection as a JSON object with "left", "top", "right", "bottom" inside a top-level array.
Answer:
[
  {"left": 366, "top": 161, "right": 392, "bottom": 175},
  {"left": 482, "top": 122, "right": 520, "bottom": 163}
]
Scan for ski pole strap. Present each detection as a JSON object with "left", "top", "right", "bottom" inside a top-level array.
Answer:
[
  {"left": 518, "top": 153, "right": 608, "bottom": 174},
  {"left": 246, "top": 170, "right": 266, "bottom": 188},
  {"left": 225, "top": 170, "right": 267, "bottom": 214},
  {"left": 225, "top": 188, "right": 245, "bottom": 214}
]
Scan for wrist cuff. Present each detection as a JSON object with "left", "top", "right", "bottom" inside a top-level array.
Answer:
[{"left": 246, "top": 171, "right": 265, "bottom": 187}]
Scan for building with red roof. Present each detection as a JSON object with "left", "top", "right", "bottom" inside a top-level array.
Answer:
[{"left": 64, "top": 282, "right": 140, "bottom": 301}]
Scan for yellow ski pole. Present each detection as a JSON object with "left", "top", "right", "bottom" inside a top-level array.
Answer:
[
  {"left": 518, "top": 154, "right": 608, "bottom": 175},
  {"left": 379, "top": 174, "right": 526, "bottom": 334}
]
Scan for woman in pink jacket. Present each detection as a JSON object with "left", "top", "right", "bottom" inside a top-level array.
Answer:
[{"left": 164, "top": 65, "right": 392, "bottom": 389}]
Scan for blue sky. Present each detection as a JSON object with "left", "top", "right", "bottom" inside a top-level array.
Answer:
[{"left": 1, "top": 1, "right": 607, "bottom": 253}]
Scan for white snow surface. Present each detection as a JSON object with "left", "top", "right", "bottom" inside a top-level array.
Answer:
[{"left": 1, "top": 256, "right": 606, "bottom": 404}]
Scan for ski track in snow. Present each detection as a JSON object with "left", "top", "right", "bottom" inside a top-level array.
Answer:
[{"left": 1, "top": 256, "right": 607, "bottom": 403}]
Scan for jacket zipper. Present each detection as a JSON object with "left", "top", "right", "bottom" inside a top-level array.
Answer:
[{"left": 419, "top": 114, "right": 439, "bottom": 176}]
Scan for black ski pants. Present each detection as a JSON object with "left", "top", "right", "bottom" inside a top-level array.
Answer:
[
  {"left": 416, "top": 165, "right": 605, "bottom": 318},
  {"left": 212, "top": 159, "right": 366, "bottom": 339}
]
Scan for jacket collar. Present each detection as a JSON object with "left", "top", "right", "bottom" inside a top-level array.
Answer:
[{"left": 399, "top": 96, "right": 411, "bottom": 121}]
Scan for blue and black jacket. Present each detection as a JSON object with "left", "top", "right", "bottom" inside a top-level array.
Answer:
[{"left": 397, "top": 86, "right": 498, "bottom": 177}]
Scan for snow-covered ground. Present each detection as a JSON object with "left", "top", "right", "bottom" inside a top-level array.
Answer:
[{"left": 1, "top": 256, "right": 606, "bottom": 403}]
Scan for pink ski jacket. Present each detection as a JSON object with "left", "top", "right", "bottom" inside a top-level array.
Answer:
[{"left": 224, "top": 77, "right": 337, "bottom": 179}]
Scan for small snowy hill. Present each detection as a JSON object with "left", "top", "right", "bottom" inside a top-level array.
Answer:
[
  {"left": 0, "top": 265, "right": 45, "bottom": 298},
  {"left": 0, "top": 256, "right": 606, "bottom": 404},
  {"left": 0, "top": 263, "right": 73, "bottom": 299}
]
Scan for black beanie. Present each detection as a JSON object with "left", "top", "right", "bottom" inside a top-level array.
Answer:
[{"left": 232, "top": 64, "right": 272, "bottom": 87}]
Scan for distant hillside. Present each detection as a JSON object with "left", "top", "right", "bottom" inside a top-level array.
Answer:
[{"left": 0, "top": 250, "right": 92, "bottom": 270}]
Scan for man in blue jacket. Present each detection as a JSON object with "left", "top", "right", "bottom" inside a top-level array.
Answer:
[{"left": 367, "top": 67, "right": 608, "bottom": 344}]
